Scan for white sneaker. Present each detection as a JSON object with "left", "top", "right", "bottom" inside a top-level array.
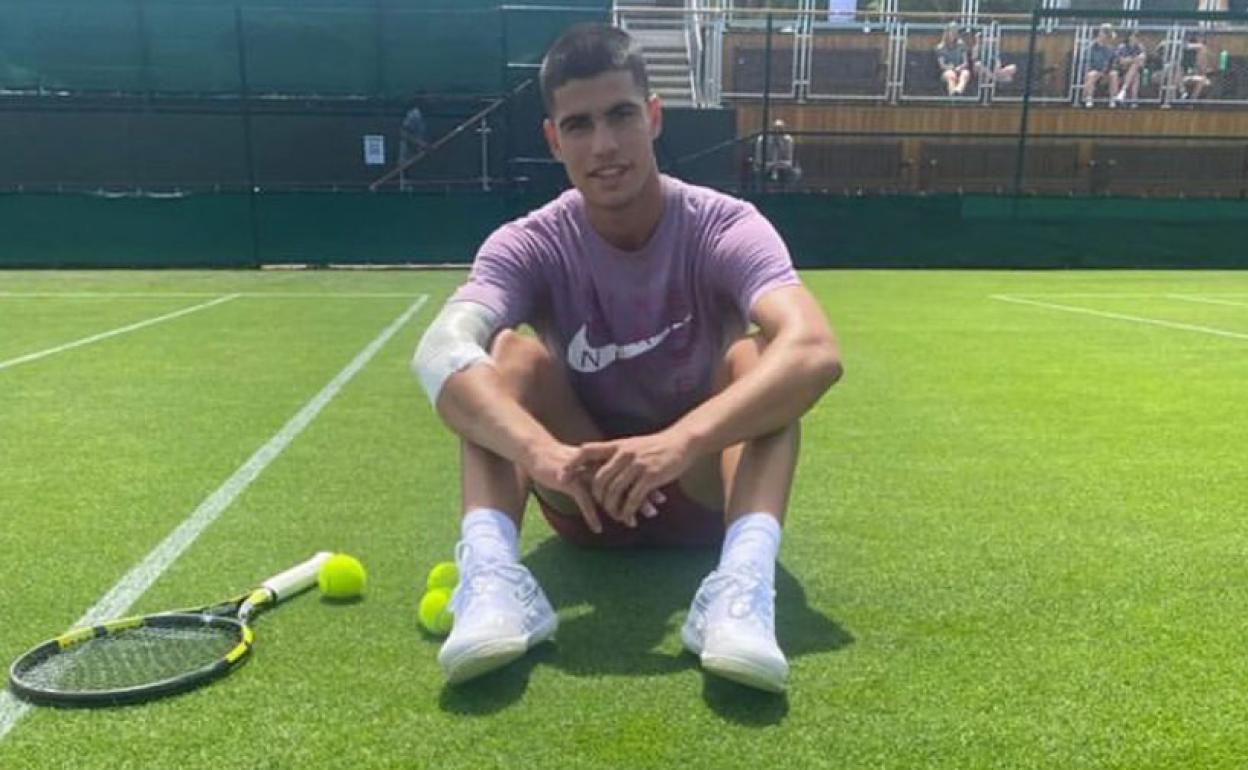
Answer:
[
  {"left": 437, "top": 544, "right": 557, "bottom": 684},
  {"left": 681, "top": 565, "right": 788, "bottom": 693}
]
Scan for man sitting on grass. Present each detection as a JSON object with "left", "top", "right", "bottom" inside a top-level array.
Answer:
[{"left": 412, "top": 23, "right": 842, "bottom": 693}]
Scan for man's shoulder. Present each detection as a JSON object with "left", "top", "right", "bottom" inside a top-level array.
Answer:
[
  {"left": 668, "top": 174, "right": 757, "bottom": 225},
  {"left": 666, "top": 176, "right": 779, "bottom": 260},
  {"left": 479, "top": 187, "right": 581, "bottom": 256}
]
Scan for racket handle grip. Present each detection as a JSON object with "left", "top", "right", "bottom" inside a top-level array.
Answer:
[{"left": 262, "top": 552, "right": 333, "bottom": 601}]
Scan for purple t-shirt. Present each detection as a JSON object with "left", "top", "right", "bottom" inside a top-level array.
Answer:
[{"left": 451, "top": 174, "right": 800, "bottom": 436}]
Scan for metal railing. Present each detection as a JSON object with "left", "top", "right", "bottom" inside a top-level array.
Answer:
[{"left": 615, "top": 4, "right": 1248, "bottom": 108}]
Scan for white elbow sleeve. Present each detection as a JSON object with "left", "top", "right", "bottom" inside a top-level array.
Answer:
[{"left": 412, "top": 301, "right": 500, "bottom": 405}]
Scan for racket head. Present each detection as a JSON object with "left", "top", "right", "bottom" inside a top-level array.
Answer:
[{"left": 8, "top": 612, "right": 254, "bottom": 707}]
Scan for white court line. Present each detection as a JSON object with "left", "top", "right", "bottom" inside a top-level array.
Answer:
[
  {"left": 991, "top": 294, "right": 1248, "bottom": 341},
  {"left": 0, "top": 294, "right": 240, "bottom": 372},
  {"left": 0, "top": 292, "right": 427, "bottom": 298},
  {"left": 1166, "top": 294, "right": 1248, "bottom": 309},
  {"left": 990, "top": 292, "right": 1248, "bottom": 299},
  {"left": 0, "top": 293, "right": 428, "bottom": 741},
  {"left": 990, "top": 292, "right": 1165, "bottom": 299}
]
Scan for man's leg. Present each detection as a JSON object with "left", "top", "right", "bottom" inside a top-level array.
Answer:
[
  {"left": 675, "top": 335, "right": 798, "bottom": 528},
  {"left": 1084, "top": 70, "right": 1100, "bottom": 105},
  {"left": 956, "top": 67, "right": 971, "bottom": 95},
  {"left": 681, "top": 335, "right": 801, "bottom": 693},
  {"left": 440, "top": 330, "right": 601, "bottom": 684},
  {"left": 942, "top": 68, "right": 957, "bottom": 95},
  {"left": 460, "top": 329, "right": 602, "bottom": 528}
]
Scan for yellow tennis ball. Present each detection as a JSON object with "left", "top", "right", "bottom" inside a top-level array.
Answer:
[
  {"left": 426, "top": 561, "right": 458, "bottom": 591},
  {"left": 418, "top": 588, "right": 454, "bottom": 635},
  {"left": 318, "top": 553, "right": 366, "bottom": 599}
]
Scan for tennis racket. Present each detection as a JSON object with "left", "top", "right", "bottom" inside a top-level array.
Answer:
[{"left": 8, "top": 551, "right": 332, "bottom": 707}]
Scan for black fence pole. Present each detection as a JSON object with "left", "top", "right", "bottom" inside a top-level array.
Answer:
[
  {"left": 136, "top": 0, "right": 152, "bottom": 96},
  {"left": 373, "top": 0, "right": 387, "bottom": 98},
  {"left": 1012, "top": 7, "right": 1041, "bottom": 198},
  {"left": 500, "top": 6, "right": 513, "bottom": 186},
  {"left": 759, "top": 12, "right": 773, "bottom": 194},
  {"left": 133, "top": 0, "right": 152, "bottom": 192},
  {"left": 234, "top": 5, "right": 261, "bottom": 264}
]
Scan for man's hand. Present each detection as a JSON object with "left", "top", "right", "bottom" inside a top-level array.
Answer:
[
  {"left": 523, "top": 440, "right": 605, "bottom": 534},
  {"left": 573, "top": 429, "right": 697, "bottom": 528}
]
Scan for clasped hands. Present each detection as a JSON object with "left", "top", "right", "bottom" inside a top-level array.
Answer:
[{"left": 526, "top": 429, "right": 697, "bottom": 534}]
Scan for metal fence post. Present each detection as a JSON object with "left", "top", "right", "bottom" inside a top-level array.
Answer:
[
  {"left": 759, "top": 12, "right": 774, "bottom": 193},
  {"left": 235, "top": 5, "right": 261, "bottom": 263},
  {"left": 1012, "top": 7, "right": 1041, "bottom": 197}
]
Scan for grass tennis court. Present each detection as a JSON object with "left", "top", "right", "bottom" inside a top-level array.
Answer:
[{"left": 1, "top": 269, "right": 1245, "bottom": 769}]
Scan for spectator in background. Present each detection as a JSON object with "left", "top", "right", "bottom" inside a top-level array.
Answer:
[
  {"left": 935, "top": 22, "right": 971, "bottom": 96},
  {"left": 399, "top": 105, "right": 431, "bottom": 192},
  {"left": 968, "top": 29, "right": 1017, "bottom": 89},
  {"left": 754, "top": 119, "right": 802, "bottom": 190},
  {"left": 1082, "top": 24, "right": 1121, "bottom": 108},
  {"left": 1113, "top": 28, "right": 1147, "bottom": 106},
  {"left": 1180, "top": 31, "right": 1214, "bottom": 101}
]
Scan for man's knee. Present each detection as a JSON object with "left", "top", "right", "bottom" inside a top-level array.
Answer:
[
  {"left": 713, "top": 334, "right": 766, "bottom": 392},
  {"left": 490, "top": 329, "right": 557, "bottom": 402}
]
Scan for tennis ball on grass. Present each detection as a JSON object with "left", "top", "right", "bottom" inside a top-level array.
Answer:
[
  {"left": 419, "top": 588, "right": 454, "bottom": 636},
  {"left": 318, "top": 553, "right": 367, "bottom": 599},
  {"left": 426, "top": 561, "right": 459, "bottom": 591}
]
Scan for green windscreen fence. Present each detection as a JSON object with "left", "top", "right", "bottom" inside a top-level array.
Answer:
[
  {"left": 2, "top": 1, "right": 1245, "bottom": 269},
  {"left": 0, "top": 0, "right": 606, "bottom": 96},
  {"left": 0, "top": 3, "right": 500, "bottom": 95},
  {"left": 3, "top": 191, "right": 1246, "bottom": 268},
  {"left": 0, "top": 2, "right": 610, "bottom": 197}
]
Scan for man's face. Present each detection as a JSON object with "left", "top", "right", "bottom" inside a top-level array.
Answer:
[{"left": 543, "top": 70, "right": 662, "bottom": 211}]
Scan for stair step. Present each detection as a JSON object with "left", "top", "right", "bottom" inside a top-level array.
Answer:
[
  {"left": 627, "top": 24, "right": 686, "bottom": 33},
  {"left": 626, "top": 22, "right": 686, "bottom": 33},
  {"left": 636, "top": 37, "right": 686, "bottom": 48}
]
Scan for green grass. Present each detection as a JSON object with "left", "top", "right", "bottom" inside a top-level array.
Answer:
[{"left": 0, "top": 269, "right": 1245, "bottom": 770}]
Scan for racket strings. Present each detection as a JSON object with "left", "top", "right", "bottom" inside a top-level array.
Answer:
[{"left": 19, "top": 624, "right": 241, "bottom": 692}]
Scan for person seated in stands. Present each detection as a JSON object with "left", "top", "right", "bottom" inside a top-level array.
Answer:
[
  {"left": 1179, "top": 31, "right": 1214, "bottom": 101},
  {"left": 968, "top": 29, "right": 1017, "bottom": 89},
  {"left": 1113, "top": 28, "right": 1147, "bottom": 106},
  {"left": 1082, "top": 24, "right": 1121, "bottom": 108},
  {"left": 935, "top": 22, "right": 971, "bottom": 96},
  {"left": 754, "top": 119, "right": 802, "bottom": 190}
]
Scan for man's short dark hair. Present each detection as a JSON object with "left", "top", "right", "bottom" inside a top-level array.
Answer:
[{"left": 539, "top": 23, "right": 650, "bottom": 115}]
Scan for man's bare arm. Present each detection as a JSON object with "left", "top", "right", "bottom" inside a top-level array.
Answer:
[
  {"left": 435, "top": 364, "right": 556, "bottom": 473},
  {"left": 413, "top": 303, "right": 603, "bottom": 531},
  {"left": 672, "top": 284, "right": 841, "bottom": 457},
  {"left": 576, "top": 284, "right": 841, "bottom": 521}
]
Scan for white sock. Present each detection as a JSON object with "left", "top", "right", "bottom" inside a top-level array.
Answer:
[
  {"left": 459, "top": 508, "right": 520, "bottom": 566},
  {"left": 718, "top": 513, "right": 782, "bottom": 584}
]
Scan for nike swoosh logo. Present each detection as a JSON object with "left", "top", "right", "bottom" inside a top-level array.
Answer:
[{"left": 567, "top": 315, "right": 692, "bottom": 374}]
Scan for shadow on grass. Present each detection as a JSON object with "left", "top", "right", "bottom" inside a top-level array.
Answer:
[
  {"left": 701, "top": 676, "right": 790, "bottom": 725},
  {"left": 436, "top": 536, "right": 852, "bottom": 723},
  {"left": 438, "top": 645, "right": 556, "bottom": 716}
]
